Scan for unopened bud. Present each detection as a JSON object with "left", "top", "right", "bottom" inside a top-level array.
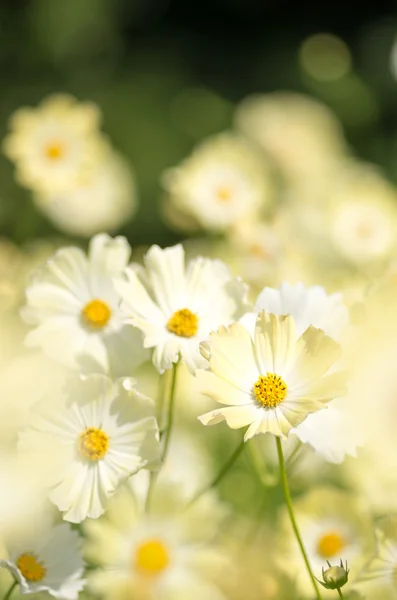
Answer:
[{"left": 318, "top": 560, "right": 349, "bottom": 590}]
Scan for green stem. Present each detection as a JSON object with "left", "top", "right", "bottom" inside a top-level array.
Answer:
[
  {"left": 336, "top": 589, "right": 344, "bottom": 599},
  {"left": 145, "top": 363, "right": 179, "bottom": 512},
  {"left": 275, "top": 437, "right": 323, "bottom": 600},
  {"left": 161, "top": 362, "right": 179, "bottom": 464},
  {"left": 3, "top": 581, "right": 17, "bottom": 600},
  {"left": 186, "top": 439, "right": 245, "bottom": 508}
]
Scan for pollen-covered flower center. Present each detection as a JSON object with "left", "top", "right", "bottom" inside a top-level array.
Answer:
[
  {"left": 44, "top": 141, "right": 65, "bottom": 161},
  {"left": 17, "top": 553, "right": 47, "bottom": 582},
  {"left": 81, "top": 299, "right": 112, "bottom": 329},
  {"left": 167, "top": 308, "right": 198, "bottom": 338},
  {"left": 135, "top": 539, "right": 169, "bottom": 575},
  {"left": 317, "top": 532, "right": 345, "bottom": 559},
  {"left": 78, "top": 427, "right": 109, "bottom": 461},
  {"left": 216, "top": 185, "right": 233, "bottom": 202},
  {"left": 253, "top": 373, "right": 288, "bottom": 408}
]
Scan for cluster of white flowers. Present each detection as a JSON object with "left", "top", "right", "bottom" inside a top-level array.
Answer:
[
  {"left": 3, "top": 95, "right": 137, "bottom": 237},
  {"left": 3, "top": 90, "right": 397, "bottom": 600},
  {"left": 1, "top": 231, "right": 371, "bottom": 600}
]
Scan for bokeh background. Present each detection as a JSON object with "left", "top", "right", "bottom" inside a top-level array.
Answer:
[{"left": 1, "top": 0, "right": 397, "bottom": 246}]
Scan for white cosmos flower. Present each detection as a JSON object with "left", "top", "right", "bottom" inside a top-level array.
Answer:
[
  {"left": 278, "top": 488, "right": 373, "bottom": 597},
  {"left": 357, "top": 516, "right": 397, "bottom": 597},
  {"left": 114, "top": 243, "right": 248, "bottom": 374},
  {"left": 18, "top": 374, "right": 160, "bottom": 523},
  {"left": 161, "top": 132, "right": 273, "bottom": 233},
  {"left": 197, "top": 310, "right": 345, "bottom": 440},
  {"left": 21, "top": 233, "right": 148, "bottom": 376},
  {"left": 83, "top": 481, "right": 228, "bottom": 600},
  {"left": 3, "top": 94, "right": 104, "bottom": 194},
  {"left": 34, "top": 149, "right": 137, "bottom": 238},
  {"left": 0, "top": 522, "right": 85, "bottom": 599},
  {"left": 240, "top": 282, "right": 359, "bottom": 462}
]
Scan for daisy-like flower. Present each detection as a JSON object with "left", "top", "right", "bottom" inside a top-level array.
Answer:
[
  {"left": 114, "top": 243, "right": 248, "bottom": 374},
  {"left": 21, "top": 233, "right": 148, "bottom": 376},
  {"left": 357, "top": 516, "right": 397, "bottom": 598},
  {"left": 34, "top": 149, "right": 137, "bottom": 238},
  {"left": 3, "top": 94, "right": 104, "bottom": 193},
  {"left": 197, "top": 310, "right": 345, "bottom": 440},
  {"left": 278, "top": 488, "right": 374, "bottom": 597},
  {"left": 239, "top": 282, "right": 359, "bottom": 462},
  {"left": 18, "top": 374, "right": 160, "bottom": 523},
  {"left": 234, "top": 92, "right": 347, "bottom": 185},
  {"left": 329, "top": 167, "right": 397, "bottom": 267},
  {"left": 0, "top": 522, "right": 85, "bottom": 599},
  {"left": 83, "top": 481, "right": 228, "bottom": 600},
  {"left": 161, "top": 132, "right": 273, "bottom": 233}
]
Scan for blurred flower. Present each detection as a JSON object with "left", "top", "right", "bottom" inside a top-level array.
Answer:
[
  {"left": 115, "top": 243, "right": 248, "bottom": 373},
  {"left": 3, "top": 94, "right": 104, "bottom": 194},
  {"left": 22, "top": 233, "right": 148, "bottom": 376},
  {"left": 328, "top": 165, "right": 397, "bottom": 268},
  {"left": 0, "top": 522, "right": 85, "bottom": 599},
  {"left": 234, "top": 92, "right": 348, "bottom": 185},
  {"left": 278, "top": 488, "right": 374, "bottom": 597},
  {"left": 18, "top": 374, "right": 160, "bottom": 523},
  {"left": 161, "top": 132, "right": 273, "bottom": 233},
  {"left": 84, "top": 482, "right": 228, "bottom": 600},
  {"left": 198, "top": 310, "right": 345, "bottom": 439},
  {"left": 356, "top": 516, "right": 397, "bottom": 598},
  {"left": 34, "top": 149, "right": 138, "bottom": 237}
]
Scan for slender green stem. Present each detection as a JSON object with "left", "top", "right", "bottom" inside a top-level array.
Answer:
[
  {"left": 3, "top": 581, "right": 17, "bottom": 600},
  {"left": 145, "top": 363, "right": 179, "bottom": 513},
  {"left": 186, "top": 439, "right": 245, "bottom": 508},
  {"left": 275, "top": 437, "right": 323, "bottom": 600},
  {"left": 336, "top": 589, "right": 344, "bottom": 599},
  {"left": 161, "top": 362, "right": 179, "bottom": 464}
]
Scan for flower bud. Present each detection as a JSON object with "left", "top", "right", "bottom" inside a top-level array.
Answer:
[{"left": 318, "top": 560, "right": 349, "bottom": 590}]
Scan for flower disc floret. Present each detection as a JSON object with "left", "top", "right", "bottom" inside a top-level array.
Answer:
[
  {"left": 45, "top": 141, "right": 65, "bottom": 161},
  {"left": 78, "top": 427, "right": 109, "bottom": 461},
  {"left": 135, "top": 539, "right": 169, "bottom": 575},
  {"left": 81, "top": 299, "right": 112, "bottom": 329},
  {"left": 317, "top": 532, "right": 345, "bottom": 559},
  {"left": 167, "top": 308, "right": 199, "bottom": 338},
  {"left": 253, "top": 373, "right": 287, "bottom": 408},
  {"left": 16, "top": 553, "right": 47, "bottom": 582}
]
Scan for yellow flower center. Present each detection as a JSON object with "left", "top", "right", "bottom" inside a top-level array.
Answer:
[
  {"left": 317, "top": 532, "right": 345, "bottom": 559},
  {"left": 216, "top": 185, "right": 233, "bottom": 202},
  {"left": 16, "top": 553, "right": 46, "bottom": 582},
  {"left": 167, "top": 308, "right": 198, "bottom": 338},
  {"left": 44, "top": 141, "right": 64, "bottom": 161},
  {"left": 135, "top": 539, "right": 169, "bottom": 575},
  {"left": 78, "top": 427, "right": 109, "bottom": 461},
  {"left": 81, "top": 299, "right": 112, "bottom": 329},
  {"left": 253, "top": 373, "right": 288, "bottom": 408}
]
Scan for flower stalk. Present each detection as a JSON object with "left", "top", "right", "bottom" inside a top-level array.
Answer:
[{"left": 275, "top": 436, "right": 323, "bottom": 600}]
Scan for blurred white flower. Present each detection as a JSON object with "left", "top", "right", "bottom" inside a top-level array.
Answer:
[
  {"left": 18, "top": 374, "right": 160, "bottom": 523},
  {"left": 234, "top": 92, "right": 348, "bottom": 184},
  {"left": 161, "top": 132, "right": 273, "bottom": 233},
  {"left": 329, "top": 167, "right": 397, "bottom": 267},
  {"left": 0, "top": 522, "right": 85, "bottom": 599},
  {"left": 22, "top": 233, "right": 148, "bottom": 376},
  {"left": 357, "top": 516, "right": 397, "bottom": 598},
  {"left": 114, "top": 243, "right": 248, "bottom": 373},
  {"left": 3, "top": 94, "right": 104, "bottom": 193},
  {"left": 198, "top": 311, "right": 345, "bottom": 439},
  {"left": 84, "top": 481, "right": 228, "bottom": 600},
  {"left": 278, "top": 488, "right": 373, "bottom": 597},
  {"left": 35, "top": 149, "right": 137, "bottom": 237}
]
